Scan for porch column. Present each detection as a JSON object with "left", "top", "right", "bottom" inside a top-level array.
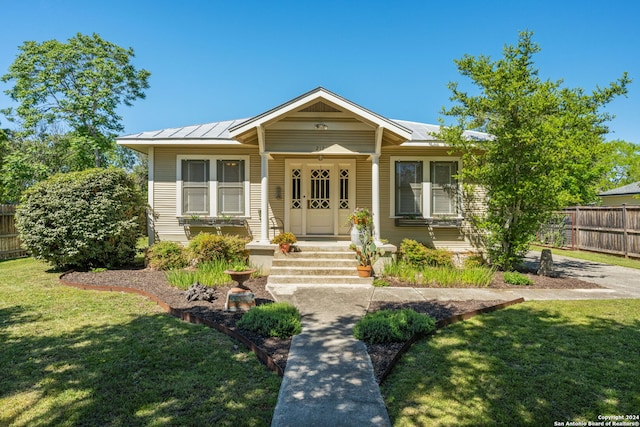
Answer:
[
  {"left": 260, "top": 153, "right": 269, "bottom": 243},
  {"left": 371, "top": 154, "right": 381, "bottom": 242}
]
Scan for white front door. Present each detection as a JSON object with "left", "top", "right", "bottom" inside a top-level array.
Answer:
[{"left": 286, "top": 160, "right": 355, "bottom": 236}]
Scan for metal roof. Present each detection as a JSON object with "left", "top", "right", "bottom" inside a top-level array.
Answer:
[
  {"left": 599, "top": 182, "right": 640, "bottom": 196},
  {"left": 118, "top": 118, "right": 490, "bottom": 143},
  {"left": 118, "top": 118, "right": 249, "bottom": 141}
]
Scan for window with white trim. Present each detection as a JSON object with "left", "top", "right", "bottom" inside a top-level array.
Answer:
[
  {"left": 390, "top": 157, "right": 460, "bottom": 218},
  {"left": 395, "top": 161, "right": 423, "bottom": 216},
  {"left": 177, "top": 156, "right": 250, "bottom": 217},
  {"left": 182, "top": 159, "right": 209, "bottom": 215},
  {"left": 431, "top": 161, "right": 458, "bottom": 215},
  {"left": 217, "top": 159, "right": 245, "bottom": 215}
]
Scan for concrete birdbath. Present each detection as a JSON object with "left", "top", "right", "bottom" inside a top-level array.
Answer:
[{"left": 224, "top": 268, "right": 256, "bottom": 312}]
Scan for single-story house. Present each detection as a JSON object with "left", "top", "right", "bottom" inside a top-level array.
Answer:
[
  {"left": 598, "top": 182, "right": 640, "bottom": 206},
  {"left": 117, "top": 87, "right": 489, "bottom": 271}
]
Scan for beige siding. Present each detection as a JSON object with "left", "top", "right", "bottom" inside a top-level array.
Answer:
[
  {"left": 379, "top": 146, "right": 477, "bottom": 251},
  {"left": 600, "top": 195, "right": 640, "bottom": 206},
  {"left": 153, "top": 146, "right": 260, "bottom": 243},
  {"left": 266, "top": 130, "right": 375, "bottom": 153}
]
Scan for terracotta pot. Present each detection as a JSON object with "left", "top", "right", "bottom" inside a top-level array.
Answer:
[
  {"left": 357, "top": 265, "right": 373, "bottom": 277},
  {"left": 279, "top": 243, "right": 291, "bottom": 253}
]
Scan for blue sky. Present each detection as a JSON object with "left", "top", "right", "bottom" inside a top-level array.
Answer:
[{"left": 1, "top": 0, "right": 638, "bottom": 143}]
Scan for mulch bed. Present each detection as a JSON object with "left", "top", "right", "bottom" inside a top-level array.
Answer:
[{"left": 61, "top": 268, "right": 601, "bottom": 383}]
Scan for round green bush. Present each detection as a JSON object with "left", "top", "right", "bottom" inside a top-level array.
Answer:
[
  {"left": 503, "top": 271, "right": 534, "bottom": 286},
  {"left": 400, "top": 239, "right": 453, "bottom": 267},
  {"left": 147, "top": 241, "right": 188, "bottom": 270},
  {"left": 187, "top": 233, "right": 248, "bottom": 265},
  {"left": 16, "top": 168, "right": 144, "bottom": 269},
  {"left": 237, "top": 302, "right": 302, "bottom": 338},
  {"left": 353, "top": 309, "right": 436, "bottom": 344}
]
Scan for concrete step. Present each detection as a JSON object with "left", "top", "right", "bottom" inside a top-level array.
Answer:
[
  {"left": 276, "top": 251, "right": 354, "bottom": 260},
  {"left": 270, "top": 266, "right": 358, "bottom": 276},
  {"left": 267, "top": 274, "right": 373, "bottom": 286},
  {"left": 272, "top": 258, "right": 357, "bottom": 268}
]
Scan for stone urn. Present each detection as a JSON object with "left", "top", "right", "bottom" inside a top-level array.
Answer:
[
  {"left": 224, "top": 268, "right": 257, "bottom": 312},
  {"left": 224, "top": 269, "right": 256, "bottom": 291}
]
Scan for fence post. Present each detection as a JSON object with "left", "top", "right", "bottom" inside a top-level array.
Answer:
[
  {"left": 622, "top": 204, "right": 628, "bottom": 258},
  {"left": 575, "top": 206, "right": 580, "bottom": 250}
]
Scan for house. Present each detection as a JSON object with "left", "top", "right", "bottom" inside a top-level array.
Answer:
[
  {"left": 117, "top": 87, "right": 489, "bottom": 271},
  {"left": 599, "top": 182, "right": 640, "bottom": 206}
]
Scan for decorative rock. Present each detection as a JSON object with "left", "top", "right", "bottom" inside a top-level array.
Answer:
[
  {"left": 225, "top": 290, "right": 256, "bottom": 312},
  {"left": 537, "top": 248, "right": 557, "bottom": 277},
  {"left": 184, "top": 282, "right": 217, "bottom": 302}
]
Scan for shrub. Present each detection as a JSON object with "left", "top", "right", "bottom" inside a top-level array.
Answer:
[
  {"left": 187, "top": 233, "right": 248, "bottom": 265},
  {"left": 147, "top": 241, "right": 188, "bottom": 271},
  {"left": 399, "top": 239, "right": 453, "bottom": 267},
  {"left": 16, "top": 168, "right": 144, "bottom": 269},
  {"left": 503, "top": 271, "right": 534, "bottom": 286},
  {"left": 373, "top": 278, "right": 390, "bottom": 287},
  {"left": 463, "top": 253, "right": 487, "bottom": 269},
  {"left": 353, "top": 309, "right": 436, "bottom": 344},
  {"left": 237, "top": 302, "right": 302, "bottom": 338}
]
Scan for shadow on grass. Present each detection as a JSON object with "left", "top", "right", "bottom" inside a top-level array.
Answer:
[
  {"left": 0, "top": 306, "right": 280, "bottom": 426},
  {"left": 382, "top": 301, "right": 640, "bottom": 426}
]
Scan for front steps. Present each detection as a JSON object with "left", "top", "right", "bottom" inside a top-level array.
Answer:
[{"left": 266, "top": 242, "right": 373, "bottom": 288}]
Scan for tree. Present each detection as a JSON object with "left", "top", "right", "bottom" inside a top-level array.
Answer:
[
  {"left": 440, "top": 31, "right": 630, "bottom": 270},
  {"left": 1, "top": 33, "right": 150, "bottom": 167},
  {"left": 599, "top": 139, "right": 640, "bottom": 190}
]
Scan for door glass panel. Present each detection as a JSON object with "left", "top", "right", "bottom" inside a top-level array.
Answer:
[
  {"left": 291, "top": 168, "right": 301, "bottom": 209},
  {"left": 309, "top": 168, "right": 330, "bottom": 209}
]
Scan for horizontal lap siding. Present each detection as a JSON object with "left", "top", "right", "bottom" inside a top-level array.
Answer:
[
  {"left": 153, "top": 147, "right": 259, "bottom": 243},
  {"left": 380, "top": 146, "right": 474, "bottom": 251}
]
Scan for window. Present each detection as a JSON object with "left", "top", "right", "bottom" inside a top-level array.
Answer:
[
  {"left": 431, "top": 161, "right": 458, "bottom": 215},
  {"left": 182, "top": 159, "right": 209, "bottom": 215},
  {"left": 217, "top": 160, "right": 244, "bottom": 215},
  {"left": 395, "top": 161, "right": 423, "bottom": 216},
  {"left": 390, "top": 157, "right": 460, "bottom": 218},
  {"left": 177, "top": 156, "right": 249, "bottom": 217}
]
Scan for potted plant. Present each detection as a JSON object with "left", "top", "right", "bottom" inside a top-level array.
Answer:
[
  {"left": 224, "top": 263, "right": 256, "bottom": 290},
  {"left": 347, "top": 207, "right": 372, "bottom": 230},
  {"left": 271, "top": 232, "right": 297, "bottom": 253},
  {"left": 349, "top": 225, "right": 384, "bottom": 277}
]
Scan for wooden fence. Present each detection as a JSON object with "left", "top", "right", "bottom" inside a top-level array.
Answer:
[
  {"left": 537, "top": 205, "right": 640, "bottom": 259},
  {"left": 0, "top": 204, "right": 27, "bottom": 260}
]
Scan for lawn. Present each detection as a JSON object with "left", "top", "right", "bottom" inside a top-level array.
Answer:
[
  {"left": 0, "top": 258, "right": 281, "bottom": 427},
  {"left": 382, "top": 299, "right": 640, "bottom": 426},
  {"left": 531, "top": 244, "right": 640, "bottom": 270}
]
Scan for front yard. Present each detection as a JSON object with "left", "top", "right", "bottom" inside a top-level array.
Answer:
[
  {"left": 2, "top": 257, "right": 639, "bottom": 426},
  {"left": 0, "top": 258, "right": 280, "bottom": 427}
]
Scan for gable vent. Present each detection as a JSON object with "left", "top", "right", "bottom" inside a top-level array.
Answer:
[{"left": 299, "top": 102, "right": 342, "bottom": 113}]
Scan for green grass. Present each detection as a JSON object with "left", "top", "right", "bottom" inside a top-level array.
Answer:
[
  {"left": 531, "top": 244, "right": 640, "bottom": 270},
  {"left": 0, "top": 258, "right": 281, "bottom": 426},
  {"left": 382, "top": 299, "right": 640, "bottom": 426},
  {"left": 383, "top": 261, "right": 494, "bottom": 287},
  {"left": 166, "top": 260, "right": 261, "bottom": 290}
]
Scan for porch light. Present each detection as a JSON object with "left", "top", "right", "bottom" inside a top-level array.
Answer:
[{"left": 314, "top": 123, "right": 328, "bottom": 130}]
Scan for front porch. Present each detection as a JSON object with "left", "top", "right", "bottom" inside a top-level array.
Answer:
[{"left": 247, "top": 239, "right": 396, "bottom": 277}]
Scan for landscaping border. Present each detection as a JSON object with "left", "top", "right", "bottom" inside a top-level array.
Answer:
[
  {"left": 377, "top": 297, "right": 525, "bottom": 384},
  {"left": 59, "top": 272, "right": 525, "bottom": 383},
  {"left": 59, "top": 271, "right": 284, "bottom": 377}
]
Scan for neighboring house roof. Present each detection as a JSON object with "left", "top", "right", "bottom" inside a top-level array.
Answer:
[{"left": 599, "top": 182, "right": 640, "bottom": 196}]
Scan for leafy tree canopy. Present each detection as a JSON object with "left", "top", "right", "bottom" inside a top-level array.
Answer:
[
  {"left": 1, "top": 32, "right": 150, "bottom": 167},
  {"left": 440, "top": 31, "right": 630, "bottom": 270},
  {"left": 599, "top": 139, "right": 640, "bottom": 190}
]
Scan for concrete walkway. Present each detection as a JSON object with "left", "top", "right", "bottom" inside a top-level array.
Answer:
[{"left": 269, "top": 252, "right": 640, "bottom": 426}]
